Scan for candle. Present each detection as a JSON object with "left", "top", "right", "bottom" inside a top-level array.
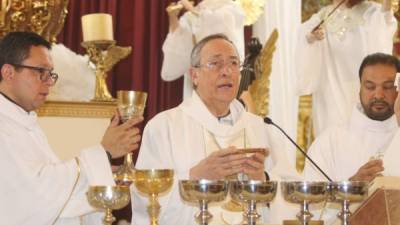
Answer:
[{"left": 81, "top": 13, "right": 114, "bottom": 42}]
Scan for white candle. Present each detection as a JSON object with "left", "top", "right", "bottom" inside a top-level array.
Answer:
[{"left": 81, "top": 13, "right": 114, "bottom": 42}]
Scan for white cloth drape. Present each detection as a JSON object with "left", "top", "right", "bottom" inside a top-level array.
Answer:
[{"left": 252, "top": 0, "right": 301, "bottom": 167}]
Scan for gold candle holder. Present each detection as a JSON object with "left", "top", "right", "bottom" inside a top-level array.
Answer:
[{"left": 81, "top": 40, "right": 132, "bottom": 102}]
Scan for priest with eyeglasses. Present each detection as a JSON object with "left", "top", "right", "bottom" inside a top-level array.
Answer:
[
  {"left": 131, "top": 33, "right": 298, "bottom": 225},
  {"left": 0, "top": 32, "right": 143, "bottom": 225}
]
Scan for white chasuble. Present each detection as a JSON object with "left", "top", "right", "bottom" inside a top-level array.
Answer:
[
  {"left": 131, "top": 91, "right": 298, "bottom": 225},
  {"left": 0, "top": 94, "right": 115, "bottom": 225},
  {"left": 381, "top": 127, "right": 400, "bottom": 177},
  {"left": 304, "top": 105, "right": 398, "bottom": 224}
]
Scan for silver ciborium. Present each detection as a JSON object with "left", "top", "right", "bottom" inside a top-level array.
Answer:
[
  {"left": 281, "top": 181, "right": 329, "bottom": 225},
  {"left": 134, "top": 169, "right": 174, "bottom": 225},
  {"left": 230, "top": 180, "right": 277, "bottom": 225},
  {"left": 113, "top": 90, "right": 147, "bottom": 186},
  {"left": 329, "top": 181, "right": 368, "bottom": 225},
  {"left": 86, "top": 185, "right": 131, "bottom": 225},
  {"left": 179, "top": 179, "right": 229, "bottom": 225}
]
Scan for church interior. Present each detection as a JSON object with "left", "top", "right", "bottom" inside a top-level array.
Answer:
[{"left": 2, "top": 0, "right": 400, "bottom": 224}]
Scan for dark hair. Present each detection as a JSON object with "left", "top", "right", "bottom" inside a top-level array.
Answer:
[
  {"left": 358, "top": 53, "right": 400, "bottom": 81},
  {"left": 190, "top": 33, "right": 238, "bottom": 67},
  {"left": 0, "top": 32, "right": 51, "bottom": 81}
]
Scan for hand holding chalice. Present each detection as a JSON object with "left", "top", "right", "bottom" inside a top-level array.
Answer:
[{"left": 113, "top": 90, "right": 147, "bottom": 186}]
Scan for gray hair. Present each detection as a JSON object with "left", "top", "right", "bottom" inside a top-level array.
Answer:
[{"left": 190, "top": 33, "right": 238, "bottom": 67}]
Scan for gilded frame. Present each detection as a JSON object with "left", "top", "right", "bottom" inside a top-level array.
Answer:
[{"left": 36, "top": 100, "right": 116, "bottom": 118}]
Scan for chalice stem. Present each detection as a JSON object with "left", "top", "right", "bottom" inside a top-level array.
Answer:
[
  {"left": 339, "top": 200, "right": 351, "bottom": 225},
  {"left": 297, "top": 201, "right": 311, "bottom": 225},
  {"left": 196, "top": 200, "right": 212, "bottom": 225},
  {"left": 125, "top": 152, "right": 133, "bottom": 165},
  {"left": 103, "top": 208, "right": 116, "bottom": 225},
  {"left": 147, "top": 194, "right": 161, "bottom": 225},
  {"left": 246, "top": 201, "right": 259, "bottom": 225}
]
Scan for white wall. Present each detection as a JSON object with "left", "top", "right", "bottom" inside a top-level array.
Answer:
[{"left": 38, "top": 117, "right": 110, "bottom": 160}]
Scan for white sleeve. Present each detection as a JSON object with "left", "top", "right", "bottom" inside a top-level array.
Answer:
[
  {"left": 161, "top": 14, "right": 194, "bottom": 82},
  {"left": 59, "top": 145, "right": 115, "bottom": 218},
  {"left": 303, "top": 131, "right": 335, "bottom": 181},
  {"left": 0, "top": 134, "right": 113, "bottom": 224},
  {"left": 295, "top": 13, "right": 324, "bottom": 96},
  {"left": 364, "top": 3, "right": 397, "bottom": 53}
]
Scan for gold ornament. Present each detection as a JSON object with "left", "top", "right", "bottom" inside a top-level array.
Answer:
[
  {"left": 0, "top": 0, "right": 69, "bottom": 43},
  {"left": 81, "top": 40, "right": 132, "bottom": 102},
  {"left": 235, "top": 0, "right": 265, "bottom": 26},
  {"left": 249, "top": 29, "right": 279, "bottom": 118}
]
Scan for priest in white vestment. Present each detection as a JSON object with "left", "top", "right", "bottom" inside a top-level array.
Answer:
[
  {"left": 162, "top": 0, "right": 245, "bottom": 98},
  {"left": 304, "top": 53, "right": 400, "bottom": 224},
  {"left": 295, "top": 0, "right": 397, "bottom": 135},
  {"left": 131, "top": 34, "right": 298, "bottom": 225},
  {"left": 0, "top": 32, "right": 143, "bottom": 225}
]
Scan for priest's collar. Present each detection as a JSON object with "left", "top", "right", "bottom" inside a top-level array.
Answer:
[
  {"left": 180, "top": 91, "right": 247, "bottom": 137},
  {"left": 217, "top": 111, "right": 233, "bottom": 126},
  {"left": 0, "top": 93, "right": 37, "bottom": 129},
  {"left": 350, "top": 104, "right": 398, "bottom": 132},
  {"left": 0, "top": 91, "right": 29, "bottom": 113}
]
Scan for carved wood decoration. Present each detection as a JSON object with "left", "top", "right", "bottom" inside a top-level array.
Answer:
[{"left": 0, "top": 0, "right": 69, "bottom": 43}]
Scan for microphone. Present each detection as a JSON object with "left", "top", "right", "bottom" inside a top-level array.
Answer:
[{"left": 264, "top": 117, "right": 332, "bottom": 182}]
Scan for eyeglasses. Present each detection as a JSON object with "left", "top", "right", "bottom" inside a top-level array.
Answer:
[
  {"left": 10, "top": 63, "right": 58, "bottom": 84},
  {"left": 195, "top": 58, "right": 242, "bottom": 72}
]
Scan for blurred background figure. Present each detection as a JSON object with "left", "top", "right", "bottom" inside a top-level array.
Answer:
[{"left": 295, "top": 0, "right": 397, "bottom": 136}]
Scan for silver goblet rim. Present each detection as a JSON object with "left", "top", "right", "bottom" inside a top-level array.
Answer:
[{"left": 281, "top": 181, "right": 329, "bottom": 204}]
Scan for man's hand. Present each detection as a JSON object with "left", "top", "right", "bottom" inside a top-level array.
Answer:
[
  {"left": 166, "top": 2, "right": 182, "bottom": 32},
  {"left": 306, "top": 27, "right": 325, "bottom": 44},
  {"left": 180, "top": 0, "right": 196, "bottom": 12},
  {"left": 242, "top": 149, "right": 269, "bottom": 180},
  {"left": 189, "top": 147, "right": 248, "bottom": 180},
  {"left": 101, "top": 113, "right": 143, "bottom": 159},
  {"left": 349, "top": 159, "right": 384, "bottom": 182}
]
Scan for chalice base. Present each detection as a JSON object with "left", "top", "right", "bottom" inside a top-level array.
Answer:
[{"left": 283, "top": 220, "right": 324, "bottom": 225}]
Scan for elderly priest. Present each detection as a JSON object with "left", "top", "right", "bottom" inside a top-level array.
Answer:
[
  {"left": 304, "top": 53, "right": 400, "bottom": 224},
  {"left": 131, "top": 33, "right": 297, "bottom": 225},
  {"left": 0, "top": 32, "right": 143, "bottom": 225}
]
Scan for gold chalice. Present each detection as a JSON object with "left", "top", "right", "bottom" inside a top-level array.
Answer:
[
  {"left": 86, "top": 185, "right": 131, "bottom": 225},
  {"left": 134, "top": 169, "right": 174, "bottom": 225},
  {"left": 113, "top": 90, "right": 147, "bottom": 186}
]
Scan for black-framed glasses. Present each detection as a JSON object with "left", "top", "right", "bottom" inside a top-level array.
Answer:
[
  {"left": 195, "top": 58, "right": 242, "bottom": 72},
  {"left": 10, "top": 63, "right": 58, "bottom": 84}
]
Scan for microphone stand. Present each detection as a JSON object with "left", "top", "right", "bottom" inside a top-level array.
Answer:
[{"left": 264, "top": 117, "right": 332, "bottom": 182}]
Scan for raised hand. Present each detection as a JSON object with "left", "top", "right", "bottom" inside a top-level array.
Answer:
[
  {"left": 349, "top": 159, "right": 384, "bottom": 182},
  {"left": 101, "top": 113, "right": 143, "bottom": 159},
  {"left": 306, "top": 27, "right": 325, "bottom": 44}
]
